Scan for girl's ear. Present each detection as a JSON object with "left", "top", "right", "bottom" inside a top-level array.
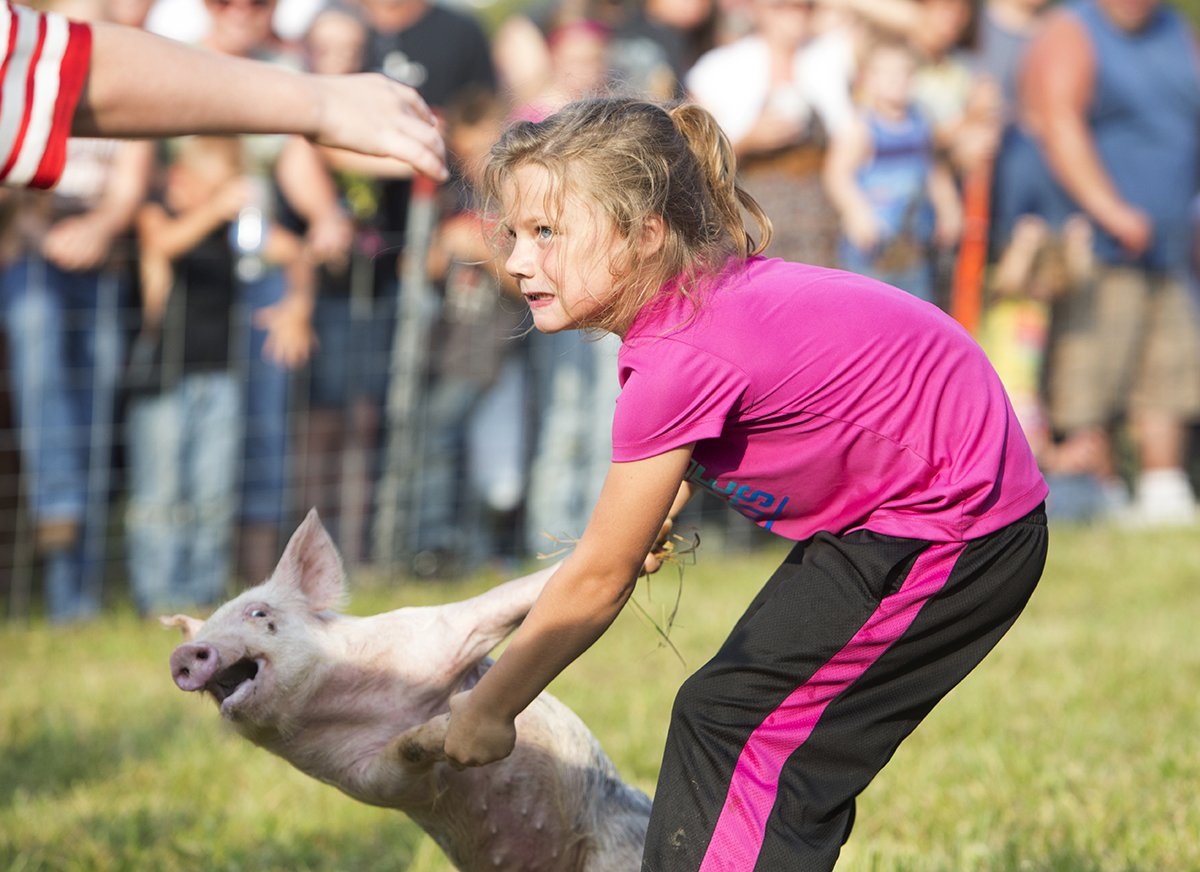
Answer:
[{"left": 638, "top": 214, "right": 666, "bottom": 260}]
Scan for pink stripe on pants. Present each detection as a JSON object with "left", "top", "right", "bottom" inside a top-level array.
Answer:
[{"left": 697, "top": 540, "right": 967, "bottom": 872}]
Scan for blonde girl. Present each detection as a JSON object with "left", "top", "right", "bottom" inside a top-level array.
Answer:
[{"left": 438, "top": 97, "right": 1048, "bottom": 871}]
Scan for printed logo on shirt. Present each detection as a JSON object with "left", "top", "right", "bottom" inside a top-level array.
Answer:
[{"left": 685, "top": 459, "right": 789, "bottom": 530}]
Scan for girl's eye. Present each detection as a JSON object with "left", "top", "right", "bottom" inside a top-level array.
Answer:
[{"left": 536, "top": 226, "right": 553, "bottom": 240}]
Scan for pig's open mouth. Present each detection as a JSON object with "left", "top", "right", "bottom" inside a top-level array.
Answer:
[{"left": 209, "top": 658, "right": 260, "bottom": 703}]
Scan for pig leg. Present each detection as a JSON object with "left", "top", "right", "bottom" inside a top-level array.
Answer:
[
  {"left": 345, "top": 714, "right": 449, "bottom": 805},
  {"left": 429, "top": 561, "right": 562, "bottom": 680}
]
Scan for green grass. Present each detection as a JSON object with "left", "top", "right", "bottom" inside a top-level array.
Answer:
[{"left": 2, "top": 524, "right": 1199, "bottom": 871}]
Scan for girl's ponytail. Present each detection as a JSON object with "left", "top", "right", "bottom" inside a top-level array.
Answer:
[{"left": 668, "top": 103, "right": 773, "bottom": 257}]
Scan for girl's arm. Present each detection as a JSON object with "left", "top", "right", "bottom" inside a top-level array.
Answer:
[
  {"left": 823, "top": 116, "right": 880, "bottom": 252},
  {"left": 275, "top": 137, "right": 353, "bottom": 269},
  {"left": 74, "top": 23, "right": 447, "bottom": 181},
  {"left": 136, "top": 178, "right": 247, "bottom": 263},
  {"left": 255, "top": 225, "right": 318, "bottom": 369},
  {"left": 926, "top": 159, "right": 963, "bottom": 249},
  {"left": 135, "top": 203, "right": 174, "bottom": 328},
  {"left": 443, "top": 444, "right": 697, "bottom": 768}
]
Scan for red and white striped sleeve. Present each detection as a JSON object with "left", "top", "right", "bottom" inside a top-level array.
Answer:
[{"left": 0, "top": 2, "right": 92, "bottom": 189}]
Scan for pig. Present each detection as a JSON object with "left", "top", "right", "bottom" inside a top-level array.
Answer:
[{"left": 166, "top": 510, "right": 651, "bottom": 872}]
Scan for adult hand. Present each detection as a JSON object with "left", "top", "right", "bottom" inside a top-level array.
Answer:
[
  {"left": 443, "top": 690, "right": 518, "bottom": 770},
  {"left": 305, "top": 210, "right": 354, "bottom": 270},
  {"left": 213, "top": 177, "right": 252, "bottom": 223},
  {"left": 844, "top": 204, "right": 880, "bottom": 253},
  {"left": 1103, "top": 203, "right": 1153, "bottom": 258},
  {"left": 309, "top": 74, "right": 449, "bottom": 182},
  {"left": 42, "top": 214, "right": 115, "bottom": 272},
  {"left": 254, "top": 296, "right": 318, "bottom": 369}
]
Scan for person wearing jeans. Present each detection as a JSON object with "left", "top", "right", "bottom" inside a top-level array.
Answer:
[{"left": 0, "top": 256, "right": 126, "bottom": 621}]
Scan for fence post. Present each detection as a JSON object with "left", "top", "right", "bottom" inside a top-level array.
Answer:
[
  {"left": 373, "top": 174, "right": 440, "bottom": 568},
  {"left": 951, "top": 156, "right": 994, "bottom": 337}
]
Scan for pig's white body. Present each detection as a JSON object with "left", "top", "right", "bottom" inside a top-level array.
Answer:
[{"left": 168, "top": 511, "right": 650, "bottom": 872}]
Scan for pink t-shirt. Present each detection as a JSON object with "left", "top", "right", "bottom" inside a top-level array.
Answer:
[{"left": 613, "top": 257, "right": 1048, "bottom": 543}]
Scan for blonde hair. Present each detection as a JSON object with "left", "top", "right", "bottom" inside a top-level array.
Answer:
[{"left": 481, "top": 98, "right": 772, "bottom": 335}]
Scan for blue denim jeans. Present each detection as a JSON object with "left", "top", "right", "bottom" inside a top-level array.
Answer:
[
  {"left": 0, "top": 256, "right": 124, "bottom": 621},
  {"left": 125, "top": 372, "right": 241, "bottom": 614},
  {"left": 308, "top": 293, "right": 395, "bottom": 409},
  {"left": 237, "top": 268, "right": 291, "bottom": 527},
  {"left": 524, "top": 331, "right": 621, "bottom": 552}
]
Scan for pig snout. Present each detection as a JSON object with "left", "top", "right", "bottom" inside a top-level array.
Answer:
[{"left": 171, "top": 642, "right": 221, "bottom": 692}]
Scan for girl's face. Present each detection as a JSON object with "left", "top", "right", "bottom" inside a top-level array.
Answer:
[{"left": 502, "top": 164, "right": 626, "bottom": 335}]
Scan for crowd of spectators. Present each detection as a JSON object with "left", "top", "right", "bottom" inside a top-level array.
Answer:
[{"left": 0, "top": 0, "right": 1196, "bottom": 621}]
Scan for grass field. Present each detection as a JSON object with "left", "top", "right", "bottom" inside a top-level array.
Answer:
[{"left": 2, "top": 522, "right": 1199, "bottom": 872}]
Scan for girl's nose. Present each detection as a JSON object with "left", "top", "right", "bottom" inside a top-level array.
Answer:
[{"left": 506, "top": 240, "right": 532, "bottom": 279}]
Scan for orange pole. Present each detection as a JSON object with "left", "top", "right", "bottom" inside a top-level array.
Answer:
[{"left": 951, "top": 156, "right": 994, "bottom": 336}]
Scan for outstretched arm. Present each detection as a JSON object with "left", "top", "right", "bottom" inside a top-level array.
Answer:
[
  {"left": 442, "top": 444, "right": 696, "bottom": 769},
  {"left": 73, "top": 23, "right": 447, "bottom": 180}
]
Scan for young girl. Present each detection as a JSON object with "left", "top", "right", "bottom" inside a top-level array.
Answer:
[
  {"left": 438, "top": 97, "right": 1048, "bottom": 871},
  {"left": 824, "top": 35, "right": 962, "bottom": 303}
]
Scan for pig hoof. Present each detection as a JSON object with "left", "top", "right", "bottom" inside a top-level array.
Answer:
[{"left": 400, "top": 738, "right": 433, "bottom": 764}]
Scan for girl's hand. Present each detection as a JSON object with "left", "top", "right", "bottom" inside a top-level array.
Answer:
[
  {"left": 844, "top": 205, "right": 880, "bottom": 253},
  {"left": 254, "top": 298, "right": 318, "bottom": 369},
  {"left": 642, "top": 518, "right": 674, "bottom": 575},
  {"left": 443, "top": 690, "right": 518, "bottom": 771},
  {"left": 42, "top": 214, "right": 116, "bottom": 272}
]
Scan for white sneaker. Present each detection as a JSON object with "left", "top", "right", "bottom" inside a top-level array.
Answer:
[{"left": 1125, "top": 468, "right": 1197, "bottom": 528}]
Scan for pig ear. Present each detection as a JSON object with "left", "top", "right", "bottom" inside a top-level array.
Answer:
[
  {"left": 275, "top": 509, "right": 346, "bottom": 612},
  {"left": 161, "top": 614, "right": 204, "bottom": 642}
]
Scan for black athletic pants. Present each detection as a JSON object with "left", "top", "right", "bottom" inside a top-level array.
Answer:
[{"left": 641, "top": 505, "right": 1048, "bottom": 872}]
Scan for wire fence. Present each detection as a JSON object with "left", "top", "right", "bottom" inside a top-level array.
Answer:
[{"left": 0, "top": 193, "right": 764, "bottom": 623}]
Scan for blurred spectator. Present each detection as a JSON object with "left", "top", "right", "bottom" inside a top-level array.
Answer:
[
  {"left": 971, "top": 0, "right": 1051, "bottom": 252},
  {"left": 107, "top": 0, "right": 155, "bottom": 27},
  {"left": 126, "top": 137, "right": 309, "bottom": 614},
  {"left": 415, "top": 89, "right": 528, "bottom": 576},
  {"left": 686, "top": 0, "right": 854, "bottom": 266},
  {"left": 908, "top": 0, "right": 1001, "bottom": 174},
  {"left": 1021, "top": 0, "right": 1200, "bottom": 526},
  {"left": 360, "top": 0, "right": 496, "bottom": 260},
  {"left": 492, "top": 14, "right": 554, "bottom": 108},
  {"left": 199, "top": 0, "right": 344, "bottom": 583},
  {"left": 512, "top": 19, "right": 612, "bottom": 121},
  {"left": 501, "top": 16, "right": 624, "bottom": 557},
  {"left": 969, "top": 0, "right": 1047, "bottom": 117},
  {"left": 978, "top": 214, "right": 1100, "bottom": 473},
  {"left": 0, "top": 0, "right": 152, "bottom": 621},
  {"left": 824, "top": 34, "right": 961, "bottom": 301},
  {"left": 608, "top": 0, "right": 715, "bottom": 99},
  {"left": 293, "top": 2, "right": 414, "bottom": 567}
]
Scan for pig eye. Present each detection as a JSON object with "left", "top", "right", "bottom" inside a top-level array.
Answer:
[{"left": 251, "top": 609, "right": 268, "bottom": 618}]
